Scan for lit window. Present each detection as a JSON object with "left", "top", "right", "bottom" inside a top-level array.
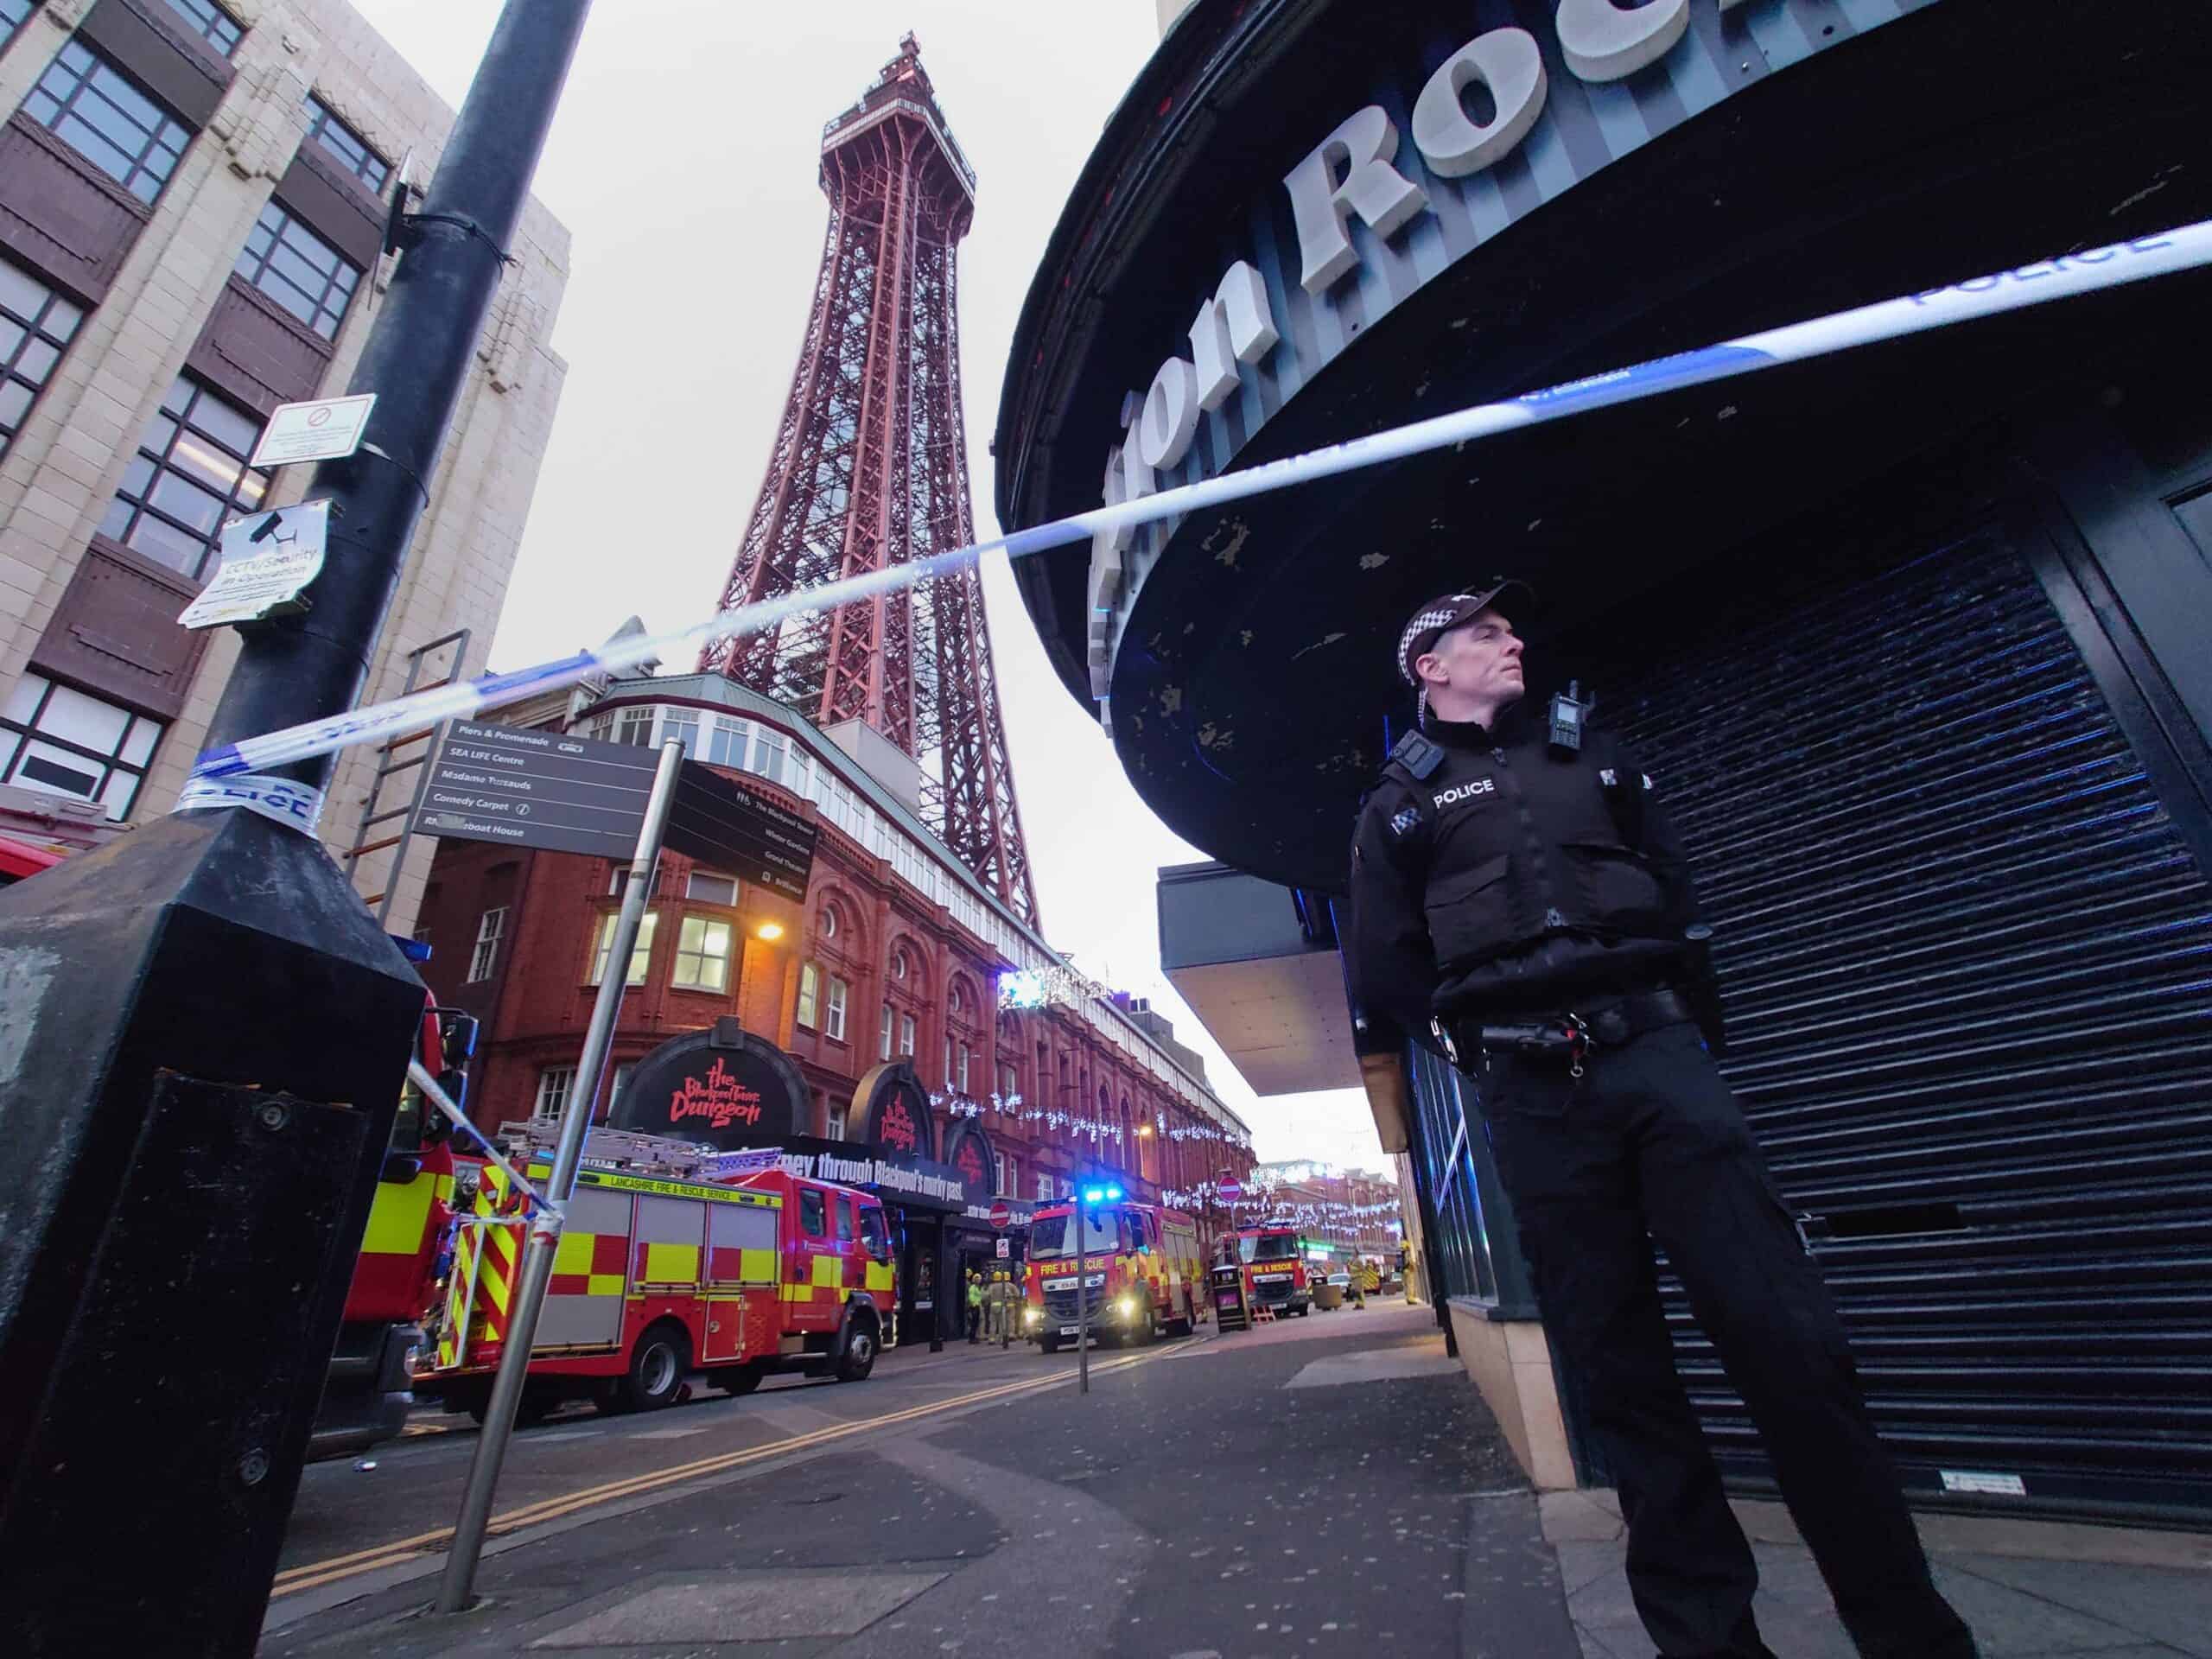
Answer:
[
  {"left": 590, "top": 909, "right": 657, "bottom": 986},
  {"left": 302, "top": 93, "right": 389, "bottom": 194},
  {"left": 0, "top": 260, "right": 84, "bottom": 460},
  {"left": 100, "top": 377, "right": 270, "bottom": 581},
  {"left": 468, "top": 906, "right": 506, "bottom": 982},
  {"left": 797, "top": 962, "right": 820, "bottom": 1028},
  {"left": 671, "top": 915, "right": 732, "bottom": 992},
  {"left": 25, "top": 41, "right": 189, "bottom": 205},
  {"left": 685, "top": 870, "right": 737, "bottom": 906},
  {"left": 0, "top": 673, "right": 162, "bottom": 820},
  {"left": 534, "top": 1065, "right": 575, "bottom": 1119},
  {"left": 233, "top": 202, "right": 361, "bottom": 340},
  {"left": 825, "top": 975, "right": 849, "bottom": 1041},
  {"left": 899, "top": 1012, "right": 916, "bottom": 1057}
]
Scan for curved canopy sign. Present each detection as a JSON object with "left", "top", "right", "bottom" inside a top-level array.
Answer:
[{"left": 607, "top": 1020, "right": 807, "bottom": 1151}]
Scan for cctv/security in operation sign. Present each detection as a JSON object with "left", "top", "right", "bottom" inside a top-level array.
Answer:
[{"left": 176, "top": 499, "right": 331, "bottom": 630}]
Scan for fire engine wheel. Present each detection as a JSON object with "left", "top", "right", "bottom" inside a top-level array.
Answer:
[
  {"left": 834, "top": 1313, "right": 878, "bottom": 1382},
  {"left": 615, "top": 1323, "right": 690, "bottom": 1412},
  {"left": 713, "top": 1363, "right": 766, "bottom": 1396},
  {"left": 1039, "top": 1332, "right": 1062, "bottom": 1355}
]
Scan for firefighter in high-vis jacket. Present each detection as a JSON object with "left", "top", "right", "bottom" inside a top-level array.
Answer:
[{"left": 1344, "top": 582, "right": 1974, "bottom": 1659}]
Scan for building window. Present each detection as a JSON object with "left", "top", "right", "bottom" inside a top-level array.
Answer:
[
  {"left": 890, "top": 946, "right": 908, "bottom": 982},
  {"left": 0, "top": 674, "right": 161, "bottom": 820},
  {"left": 993, "top": 1153, "right": 1007, "bottom": 1197},
  {"left": 685, "top": 870, "right": 737, "bottom": 906},
  {"left": 825, "top": 975, "right": 849, "bottom": 1041},
  {"left": 234, "top": 201, "right": 362, "bottom": 340},
  {"left": 899, "top": 1011, "right": 916, "bottom": 1058},
  {"left": 614, "top": 706, "right": 654, "bottom": 747},
  {"left": 957, "top": 1043, "right": 972, "bottom": 1095},
  {"left": 943, "top": 1035, "right": 953, "bottom": 1087},
  {"left": 661, "top": 708, "right": 698, "bottom": 757},
  {"left": 0, "top": 0, "right": 30, "bottom": 54},
  {"left": 880, "top": 1002, "right": 893, "bottom": 1062},
  {"left": 1035, "top": 1172, "right": 1052, "bottom": 1202},
  {"left": 608, "top": 867, "right": 661, "bottom": 899},
  {"left": 468, "top": 906, "right": 506, "bottom": 982},
  {"left": 161, "top": 0, "right": 243, "bottom": 55},
  {"left": 100, "top": 378, "right": 270, "bottom": 581},
  {"left": 534, "top": 1065, "right": 575, "bottom": 1119},
  {"left": 671, "top": 915, "right": 732, "bottom": 992},
  {"left": 827, "top": 1102, "right": 848, "bottom": 1140},
  {"left": 0, "top": 261, "right": 84, "bottom": 460},
  {"left": 797, "top": 962, "right": 819, "bottom": 1028},
  {"left": 817, "top": 903, "right": 838, "bottom": 941},
  {"left": 589, "top": 909, "right": 657, "bottom": 986},
  {"left": 26, "top": 41, "right": 190, "bottom": 206},
  {"left": 302, "top": 93, "right": 389, "bottom": 194}
]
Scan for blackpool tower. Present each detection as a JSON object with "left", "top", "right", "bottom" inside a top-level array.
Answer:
[{"left": 702, "top": 36, "right": 1038, "bottom": 924}]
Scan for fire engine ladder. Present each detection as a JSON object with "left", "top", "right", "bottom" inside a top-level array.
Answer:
[
  {"left": 498, "top": 1117, "right": 722, "bottom": 1182},
  {"left": 340, "top": 627, "right": 470, "bottom": 922}
]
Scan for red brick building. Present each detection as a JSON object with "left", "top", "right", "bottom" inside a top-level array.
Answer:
[{"left": 415, "top": 671, "right": 1254, "bottom": 1220}]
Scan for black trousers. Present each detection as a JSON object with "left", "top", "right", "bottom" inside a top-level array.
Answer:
[{"left": 1476, "top": 1020, "right": 1976, "bottom": 1659}]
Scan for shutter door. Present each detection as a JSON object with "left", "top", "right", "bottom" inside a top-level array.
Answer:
[{"left": 1599, "top": 519, "right": 2212, "bottom": 1521}]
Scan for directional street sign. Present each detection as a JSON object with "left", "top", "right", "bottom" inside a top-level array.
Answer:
[
  {"left": 249, "top": 393, "right": 377, "bottom": 467},
  {"left": 176, "top": 499, "right": 331, "bottom": 630},
  {"left": 411, "top": 721, "right": 660, "bottom": 859},
  {"left": 665, "top": 759, "right": 819, "bottom": 904}
]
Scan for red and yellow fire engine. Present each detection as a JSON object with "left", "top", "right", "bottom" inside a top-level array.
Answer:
[
  {"left": 1219, "top": 1225, "right": 1316, "bottom": 1319},
  {"left": 310, "top": 998, "right": 478, "bottom": 1459},
  {"left": 1021, "top": 1198, "right": 1208, "bottom": 1351},
  {"left": 420, "top": 1122, "right": 895, "bottom": 1419}
]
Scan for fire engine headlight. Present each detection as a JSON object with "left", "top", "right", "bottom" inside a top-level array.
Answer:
[
  {"left": 1024, "top": 1306, "right": 1041, "bottom": 1326},
  {"left": 1116, "top": 1296, "right": 1137, "bottom": 1320}
]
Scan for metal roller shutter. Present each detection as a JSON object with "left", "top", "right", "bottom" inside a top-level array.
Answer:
[{"left": 1599, "top": 520, "right": 2212, "bottom": 1522}]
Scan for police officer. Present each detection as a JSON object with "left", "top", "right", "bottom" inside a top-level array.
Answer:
[{"left": 1345, "top": 582, "right": 1976, "bottom": 1659}]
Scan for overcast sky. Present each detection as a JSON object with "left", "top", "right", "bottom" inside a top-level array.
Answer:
[{"left": 351, "top": 0, "right": 1387, "bottom": 1174}]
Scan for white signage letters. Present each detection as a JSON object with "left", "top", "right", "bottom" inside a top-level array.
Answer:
[
  {"left": 1554, "top": 0, "right": 1692, "bottom": 83},
  {"left": 1084, "top": 3, "right": 1766, "bottom": 696},
  {"left": 1188, "top": 261, "right": 1281, "bottom": 412},
  {"left": 1411, "top": 27, "right": 1549, "bottom": 179},
  {"left": 1282, "top": 105, "right": 1430, "bottom": 295}
]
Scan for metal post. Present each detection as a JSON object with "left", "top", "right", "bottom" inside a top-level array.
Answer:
[
  {"left": 435, "top": 740, "right": 682, "bottom": 1615},
  {"left": 1075, "top": 1196, "right": 1090, "bottom": 1395}
]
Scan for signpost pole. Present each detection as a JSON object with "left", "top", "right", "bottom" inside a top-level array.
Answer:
[
  {"left": 1076, "top": 1193, "right": 1090, "bottom": 1395},
  {"left": 435, "top": 739, "right": 683, "bottom": 1615}
]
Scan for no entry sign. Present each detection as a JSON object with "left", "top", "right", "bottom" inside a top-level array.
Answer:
[{"left": 988, "top": 1201, "right": 1012, "bottom": 1230}]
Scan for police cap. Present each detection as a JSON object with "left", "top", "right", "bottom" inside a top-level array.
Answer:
[{"left": 1396, "top": 578, "right": 1532, "bottom": 686}]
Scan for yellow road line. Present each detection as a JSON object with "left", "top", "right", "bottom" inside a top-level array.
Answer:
[{"left": 272, "top": 1346, "right": 1166, "bottom": 1598}]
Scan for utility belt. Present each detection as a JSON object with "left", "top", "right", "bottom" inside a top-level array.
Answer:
[{"left": 1433, "top": 986, "right": 1694, "bottom": 1079}]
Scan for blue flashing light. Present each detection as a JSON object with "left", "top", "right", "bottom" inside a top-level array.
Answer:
[{"left": 1081, "top": 1183, "right": 1123, "bottom": 1205}]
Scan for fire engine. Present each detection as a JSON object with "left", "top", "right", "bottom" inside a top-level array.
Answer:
[
  {"left": 1219, "top": 1225, "right": 1315, "bottom": 1319},
  {"left": 1020, "top": 1197, "right": 1208, "bottom": 1351},
  {"left": 419, "top": 1122, "right": 895, "bottom": 1420},
  {"left": 309, "top": 999, "right": 478, "bottom": 1459}
]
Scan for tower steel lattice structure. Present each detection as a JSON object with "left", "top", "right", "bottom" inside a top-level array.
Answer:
[{"left": 702, "top": 36, "right": 1038, "bottom": 924}]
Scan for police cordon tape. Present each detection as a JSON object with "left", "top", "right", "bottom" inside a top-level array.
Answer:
[{"left": 189, "top": 219, "right": 2212, "bottom": 791}]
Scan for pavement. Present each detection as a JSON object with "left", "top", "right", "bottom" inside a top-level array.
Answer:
[{"left": 262, "top": 1303, "right": 2211, "bottom": 1657}]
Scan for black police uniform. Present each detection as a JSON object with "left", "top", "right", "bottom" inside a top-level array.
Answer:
[{"left": 1346, "top": 707, "right": 1975, "bottom": 1659}]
